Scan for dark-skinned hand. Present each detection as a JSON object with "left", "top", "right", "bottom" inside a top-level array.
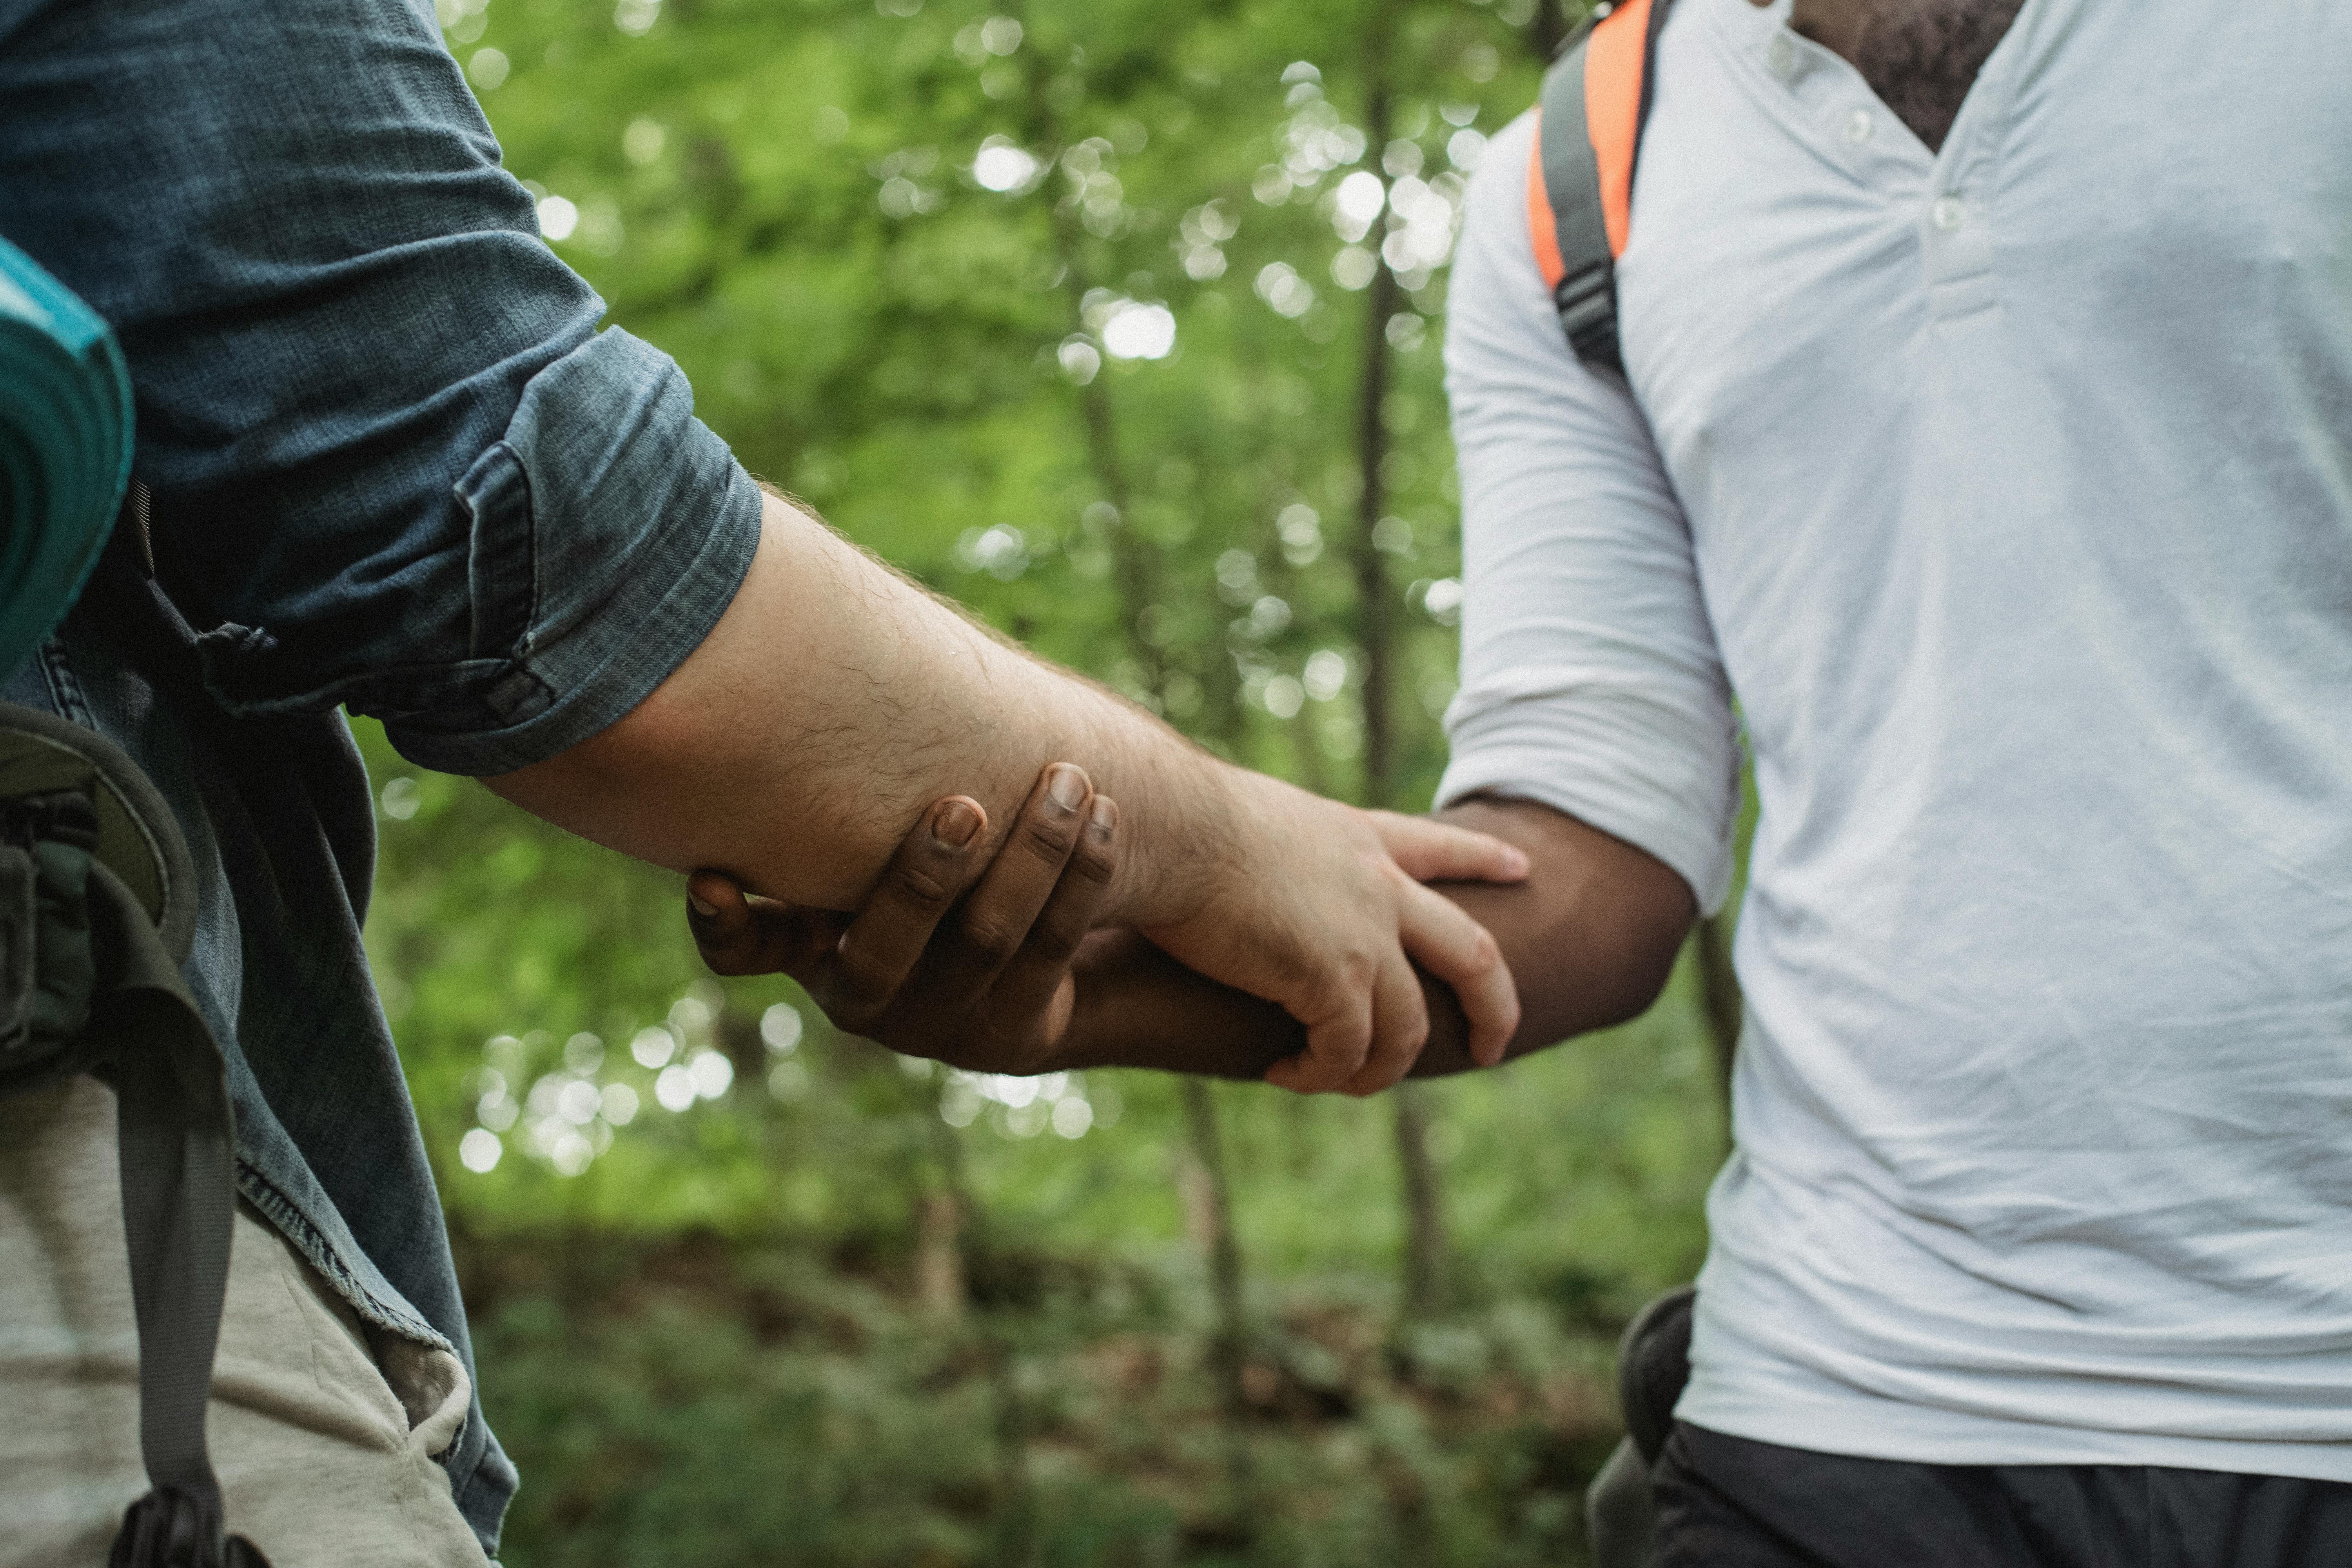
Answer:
[
  {"left": 687, "top": 762, "right": 1536, "bottom": 1093},
  {"left": 686, "top": 761, "right": 1117, "bottom": 1076}
]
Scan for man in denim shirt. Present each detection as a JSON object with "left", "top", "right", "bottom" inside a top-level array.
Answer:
[{"left": 0, "top": 0, "right": 1528, "bottom": 1558}]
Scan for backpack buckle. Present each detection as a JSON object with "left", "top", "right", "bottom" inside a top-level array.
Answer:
[{"left": 1554, "top": 258, "right": 1623, "bottom": 371}]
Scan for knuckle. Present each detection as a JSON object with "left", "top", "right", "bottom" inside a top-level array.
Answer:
[
  {"left": 959, "top": 918, "right": 1023, "bottom": 968},
  {"left": 1069, "top": 838, "right": 1117, "bottom": 886},
  {"left": 1377, "top": 1007, "right": 1428, "bottom": 1058},
  {"left": 889, "top": 862, "right": 955, "bottom": 910},
  {"left": 1301, "top": 974, "right": 1350, "bottom": 1018},
  {"left": 1018, "top": 816, "right": 1076, "bottom": 866}
]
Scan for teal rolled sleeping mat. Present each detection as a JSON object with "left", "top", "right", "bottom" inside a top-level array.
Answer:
[
  {"left": 0, "top": 241, "right": 276, "bottom": 1563},
  {"left": 0, "top": 234, "right": 132, "bottom": 677}
]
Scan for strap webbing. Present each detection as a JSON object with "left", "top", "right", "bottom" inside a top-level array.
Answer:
[
  {"left": 0, "top": 697, "right": 269, "bottom": 1567},
  {"left": 93, "top": 862, "right": 238, "bottom": 1501},
  {"left": 1529, "top": 0, "right": 1677, "bottom": 370},
  {"left": 1535, "top": 23, "right": 1617, "bottom": 365}
]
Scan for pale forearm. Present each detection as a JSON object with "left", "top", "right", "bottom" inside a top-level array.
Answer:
[
  {"left": 487, "top": 492, "right": 1232, "bottom": 918},
  {"left": 500, "top": 490, "right": 1531, "bottom": 1089}
]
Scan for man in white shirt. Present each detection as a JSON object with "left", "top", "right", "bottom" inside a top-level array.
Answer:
[
  {"left": 705, "top": 0, "right": 2352, "bottom": 1559},
  {"left": 1456, "top": 0, "right": 2352, "bottom": 1555}
]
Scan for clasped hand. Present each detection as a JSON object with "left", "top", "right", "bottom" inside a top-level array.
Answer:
[{"left": 687, "top": 763, "right": 1523, "bottom": 1094}]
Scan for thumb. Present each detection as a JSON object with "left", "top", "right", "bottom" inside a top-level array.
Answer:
[
  {"left": 686, "top": 869, "right": 751, "bottom": 940},
  {"left": 687, "top": 870, "right": 840, "bottom": 978}
]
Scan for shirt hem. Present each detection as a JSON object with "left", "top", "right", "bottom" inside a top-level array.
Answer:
[{"left": 1675, "top": 1387, "right": 2352, "bottom": 1486}]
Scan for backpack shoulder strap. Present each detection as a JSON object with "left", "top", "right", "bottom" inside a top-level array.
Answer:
[
  {"left": 1528, "top": 0, "right": 1675, "bottom": 369},
  {"left": 0, "top": 700, "right": 269, "bottom": 1568}
]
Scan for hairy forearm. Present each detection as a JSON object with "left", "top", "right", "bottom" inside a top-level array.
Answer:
[
  {"left": 486, "top": 492, "right": 1233, "bottom": 918},
  {"left": 1052, "top": 797, "right": 1697, "bottom": 1081}
]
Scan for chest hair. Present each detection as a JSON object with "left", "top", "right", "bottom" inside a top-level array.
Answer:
[{"left": 1791, "top": 0, "right": 2029, "bottom": 152}]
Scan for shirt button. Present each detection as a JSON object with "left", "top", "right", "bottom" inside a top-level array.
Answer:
[
  {"left": 1767, "top": 33, "right": 1796, "bottom": 78},
  {"left": 1843, "top": 109, "right": 1873, "bottom": 144},
  {"left": 1931, "top": 195, "right": 1966, "bottom": 231}
]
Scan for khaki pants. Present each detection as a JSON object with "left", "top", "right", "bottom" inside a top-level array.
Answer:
[{"left": 0, "top": 1076, "right": 494, "bottom": 1568}]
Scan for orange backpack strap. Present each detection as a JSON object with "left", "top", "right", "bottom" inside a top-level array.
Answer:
[{"left": 1527, "top": 0, "right": 1675, "bottom": 369}]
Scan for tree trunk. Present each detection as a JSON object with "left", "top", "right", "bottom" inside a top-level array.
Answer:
[
  {"left": 1393, "top": 1082, "right": 1452, "bottom": 1318},
  {"left": 914, "top": 1187, "right": 965, "bottom": 1321},
  {"left": 1528, "top": 0, "right": 1577, "bottom": 62},
  {"left": 1180, "top": 1076, "right": 1254, "bottom": 1510},
  {"left": 1354, "top": 7, "right": 1456, "bottom": 1324},
  {"left": 1351, "top": 209, "right": 1401, "bottom": 799},
  {"left": 924, "top": 1100, "right": 1035, "bottom": 1565}
]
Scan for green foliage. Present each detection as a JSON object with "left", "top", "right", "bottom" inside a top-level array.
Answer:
[
  {"left": 460, "top": 1228, "right": 1628, "bottom": 1567},
  {"left": 356, "top": 0, "right": 1744, "bottom": 1559}
]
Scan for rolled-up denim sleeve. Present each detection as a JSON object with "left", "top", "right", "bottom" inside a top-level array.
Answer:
[
  {"left": 0, "top": 0, "right": 761, "bottom": 777},
  {"left": 350, "top": 329, "right": 761, "bottom": 776}
]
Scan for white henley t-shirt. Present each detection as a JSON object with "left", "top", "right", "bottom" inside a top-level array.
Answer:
[{"left": 1439, "top": 0, "right": 2352, "bottom": 1479}]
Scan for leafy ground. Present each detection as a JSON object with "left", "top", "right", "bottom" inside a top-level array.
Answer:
[{"left": 461, "top": 1223, "right": 1633, "bottom": 1567}]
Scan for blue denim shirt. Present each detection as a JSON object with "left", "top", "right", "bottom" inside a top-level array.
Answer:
[{"left": 0, "top": 0, "right": 762, "bottom": 1548}]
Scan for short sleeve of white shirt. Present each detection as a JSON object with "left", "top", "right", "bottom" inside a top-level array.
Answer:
[{"left": 1436, "top": 111, "right": 1740, "bottom": 913}]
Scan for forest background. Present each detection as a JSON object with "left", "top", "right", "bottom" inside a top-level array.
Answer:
[{"left": 366, "top": 0, "right": 1755, "bottom": 1561}]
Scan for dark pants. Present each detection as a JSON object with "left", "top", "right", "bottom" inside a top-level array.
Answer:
[{"left": 1652, "top": 1421, "right": 2352, "bottom": 1568}]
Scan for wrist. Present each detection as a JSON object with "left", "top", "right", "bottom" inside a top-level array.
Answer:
[
  {"left": 1097, "top": 735, "right": 1251, "bottom": 929},
  {"left": 1045, "top": 929, "right": 1303, "bottom": 1079}
]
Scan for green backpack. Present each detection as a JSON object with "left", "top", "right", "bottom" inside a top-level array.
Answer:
[{"left": 1, "top": 236, "right": 269, "bottom": 1568}]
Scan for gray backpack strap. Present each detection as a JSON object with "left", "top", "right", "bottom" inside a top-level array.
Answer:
[
  {"left": 0, "top": 699, "right": 270, "bottom": 1568},
  {"left": 1530, "top": 0, "right": 1676, "bottom": 371}
]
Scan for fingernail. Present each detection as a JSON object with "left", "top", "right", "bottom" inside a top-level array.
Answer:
[
  {"left": 933, "top": 799, "right": 981, "bottom": 847},
  {"left": 688, "top": 893, "right": 717, "bottom": 918},
  {"left": 1503, "top": 846, "right": 1531, "bottom": 876},
  {"left": 1046, "top": 764, "right": 1088, "bottom": 812},
  {"left": 1089, "top": 795, "right": 1116, "bottom": 840}
]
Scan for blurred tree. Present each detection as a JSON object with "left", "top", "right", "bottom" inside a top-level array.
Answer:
[{"left": 1345, "top": 0, "right": 1460, "bottom": 1327}]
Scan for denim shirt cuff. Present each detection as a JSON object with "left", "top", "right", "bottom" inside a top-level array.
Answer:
[{"left": 376, "top": 326, "right": 761, "bottom": 776}]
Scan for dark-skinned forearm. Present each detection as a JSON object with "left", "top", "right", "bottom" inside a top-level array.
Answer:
[
  {"left": 1414, "top": 797, "right": 1695, "bottom": 1071},
  {"left": 1049, "top": 797, "right": 1698, "bottom": 1082}
]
